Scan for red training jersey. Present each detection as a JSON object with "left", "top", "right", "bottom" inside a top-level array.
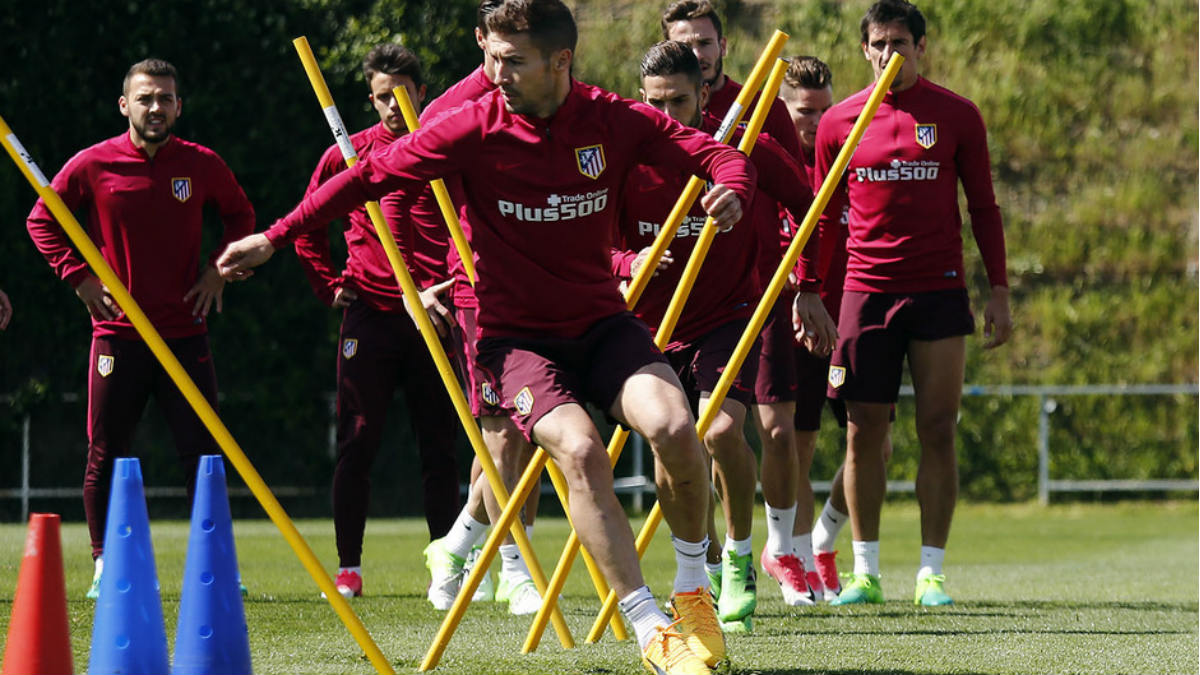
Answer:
[
  {"left": 614, "top": 115, "right": 814, "bottom": 347},
  {"left": 796, "top": 143, "right": 851, "bottom": 317},
  {"left": 809, "top": 77, "right": 1007, "bottom": 293},
  {"left": 418, "top": 65, "right": 498, "bottom": 310},
  {"left": 706, "top": 76, "right": 802, "bottom": 160},
  {"left": 265, "top": 79, "right": 756, "bottom": 340},
  {"left": 26, "top": 132, "right": 255, "bottom": 339}
]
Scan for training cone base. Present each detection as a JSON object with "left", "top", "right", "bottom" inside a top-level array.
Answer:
[
  {"left": 89, "top": 457, "right": 170, "bottom": 675},
  {"left": 173, "top": 455, "right": 252, "bottom": 675},
  {"left": 1, "top": 513, "right": 73, "bottom": 675}
]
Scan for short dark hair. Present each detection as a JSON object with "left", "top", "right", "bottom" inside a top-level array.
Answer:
[
  {"left": 660, "top": 0, "right": 723, "bottom": 41},
  {"left": 362, "top": 43, "right": 424, "bottom": 88},
  {"left": 783, "top": 55, "right": 832, "bottom": 91},
  {"left": 641, "top": 40, "right": 703, "bottom": 88},
  {"left": 477, "top": 0, "right": 505, "bottom": 34},
  {"left": 860, "top": 0, "right": 926, "bottom": 44},
  {"left": 123, "top": 59, "right": 178, "bottom": 95},
  {"left": 486, "top": 0, "right": 577, "bottom": 55}
]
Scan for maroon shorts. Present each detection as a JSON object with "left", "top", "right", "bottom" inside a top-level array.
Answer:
[
  {"left": 828, "top": 289, "right": 975, "bottom": 403},
  {"left": 474, "top": 312, "right": 669, "bottom": 442},
  {"left": 753, "top": 294, "right": 798, "bottom": 404},
  {"left": 666, "top": 318, "right": 759, "bottom": 416},
  {"left": 793, "top": 347, "right": 847, "bottom": 431},
  {"left": 452, "top": 305, "right": 503, "bottom": 418}
]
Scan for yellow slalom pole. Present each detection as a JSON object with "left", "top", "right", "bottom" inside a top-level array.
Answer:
[
  {"left": 623, "top": 29, "right": 789, "bottom": 309},
  {"left": 582, "top": 57, "right": 791, "bottom": 643},
  {"left": 587, "top": 52, "right": 907, "bottom": 640},
  {"left": 520, "top": 32, "right": 792, "bottom": 653},
  {"left": 392, "top": 85, "right": 477, "bottom": 286},
  {"left": 0, "top": 118, "right": 396, "bottom": 674},
  {"left": 292, "top": 36, "right": 573, "bottom": 651}
]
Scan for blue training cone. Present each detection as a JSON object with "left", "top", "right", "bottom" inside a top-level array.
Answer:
[
  {"left": 89, "top": 457, "right": 170, "bottom": 675},
  {"left": 172, "top": 455, "right": 252, "bottom": 675}
]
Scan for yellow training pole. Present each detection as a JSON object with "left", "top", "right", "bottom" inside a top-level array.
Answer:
[
  {"left": 582, "top": 57, "right": 792, "bottom": 643},
  {"left": 292, "top": 36, "right": 573, "bottom": 649},
  {"left": 587, "top": 52, "right": 908, "bottom": 640},
  {"left": 523, "top": 34, "right": 791, "bottom": 652},
  {"left": 392, "top": 85, "right": 477, "bottom": 286},
  {"left": 623, "top": 29, "right": 789, "bottom": 309},
  {"left": 0, "top": 118, "right": 396, "bottom": 674}
]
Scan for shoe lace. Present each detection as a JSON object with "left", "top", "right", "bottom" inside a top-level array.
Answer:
[
  {"left": 920, "top": 573, "right": 946, "bottom": 588},
  {"left": 652, "top": 619, "right": 703, "bottom": 671},
  {"left": 772, "top": 554, "right": 807, "bottom": 591},
  {"left": 673, "top": 591, "right": 721, "bottom": 639}
]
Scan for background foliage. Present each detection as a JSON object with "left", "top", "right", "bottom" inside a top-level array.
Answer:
[{"left": 0, "top": 0, "right": 1195, "bottom": 520}]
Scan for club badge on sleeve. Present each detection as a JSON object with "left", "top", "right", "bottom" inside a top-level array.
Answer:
[
  {"left": 97, "top": 354, "right": 115, "bottom": 378},
  {"left": 342, "top": 338, "right": 358, "bottom": 360},
  {"left": 575, "top": 144, "right": 606, "bottom": 179},
  {"left": 915, "top": 123, "right": 937, "bottom": 149},
  {"left": 828, "top": 365, "right": 846, "bottom": 389},
  {"left": 481, "top": 381, "right": 501, "bottom": 407},
  {"left": 172, "top": 177, "right": 192, "bottom": 203}
]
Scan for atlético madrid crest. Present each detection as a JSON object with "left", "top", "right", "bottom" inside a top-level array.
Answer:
[
  {"left": 575, "top": 144, "right": 606, "bottom": 179},
  {"left": 827, "top": 365, "right": 846, "bottom": 389},
  {"left": 914, "top": 123, "right": 937, "bottom": 149},
  {"left": 342, "top": 338, "right": 358, "bottom": 359},
  {"left": 172, "top": 177, "right": 192, "bottom": 203},
  {"left": 97, "top": 354, "right": 114, "bottom": 378}
]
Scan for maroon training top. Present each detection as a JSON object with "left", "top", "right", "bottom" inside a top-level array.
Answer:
[
  {"left": 807, "top": 77, "right": 1007, "bottom": 293},
  {"left": 27, "top": 132, "right": 255, "bottom": 339},
  {"left": 614, "top": 115, "right": 814, "bottom": 347},
  {"left": 706, "top": 76, "right": 802, "bottom": 160},
  {"left": 265, "top": 79, "right": 757, "bottom": 340}
]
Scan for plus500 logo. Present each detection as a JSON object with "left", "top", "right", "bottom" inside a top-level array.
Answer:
[
  {"left": 498, "top": 191, "right": 609, "bottom": 222},
  {"left": 855, "top": 160, "right": 940, "bottom": 183}
]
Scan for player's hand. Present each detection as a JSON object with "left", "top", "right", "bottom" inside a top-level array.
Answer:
[
  {"left": 630, "top": 246, "right": 674, "bottom": 279},
  {"left": 701, "top": 183, "right": 742, "bottom": 229},
  {"left": 403, "top": 277, "right": 456, "bottom": 338},
  {"left": 792, "top": 291, "right": 838, "bottom": 356},
  {"left": 216, "top": 233, "right": 275, "bottom": 281},
  {"left": 982, "top": 285, "right": 1012, "bottom": 349},
  {"left": 184, "top": 265, "right": 225, "bottom": 317},
  {"left": 75, "top": 275, "right": 121, "bottom": 321},
  {"left": 0, "top": 288, "right": 10, "bottom": 330},
  {"left": 785, "top": 271, "right": 800, "bottom": 292},
  {"left": 332, "top": 286, "right": 358, "bottom": 309}
]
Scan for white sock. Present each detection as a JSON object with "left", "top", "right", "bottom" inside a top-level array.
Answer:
[
  {"left": 93, "top": 556, "right": 104, "bottom": 579},
  {"left": 812, "top": 500, "right": 849, "bottom": 553},
  {"left": 918, "top": 545, "right": 945, "bottom": 579},
  {"left": 619, "top": 586, "right": 671, "bottom": 650},
  {"left": 499, "top": 544, "right": 530, "bottom": 581},
  {"left": 705, "top": 560, "right": 722, "bottom": 579},
  {"left": 792, "top": 533, "right": 815, "bottom": 570},
  {"left": 851, "top": 540, "right": 880, "bottom": 577},
  {"left": 442, "top": 509, "right": 488, "bottom": 559},
  {"left": 672, "top": 535, "right": 710, "bottom": 594},
  {"left": 764, "top": 503, "right": 796, "bottom": 558},
  {"left": 338, "top": 565, "right": 362, "bottom": 576},
  {"left": 525, "top": 525, "right": 534, "bottom": 540},
  {"left": 724, "top": 534, "right": 752, "bottom": 558}
]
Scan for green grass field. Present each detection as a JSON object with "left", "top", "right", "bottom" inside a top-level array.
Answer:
[{"left": 1, "top": 501, "right": 1196, "bottom": 674}]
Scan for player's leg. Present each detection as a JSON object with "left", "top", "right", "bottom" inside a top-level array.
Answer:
[
  {"left": 83, "top": 336, "right": 153, "bottom": 598},
  {"left": 908, "top": 335, "right": 965, "bottom": 606},
  {"left": 479, "top": 414, "right": 543, "bottom": 614},
  {"left": 330, "top": 304, "right": 397, "bottom": 598},
  {"left": 156, "top": 334, "right": 220, "bottom": 507},
  {"left": 828, "top": 291, "right": 906, "bottom": 605}
]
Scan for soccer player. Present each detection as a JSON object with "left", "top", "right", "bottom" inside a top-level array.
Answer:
[
  {"left": 808, "top": 0, "right": 1011, "bottom": 606},
  {"left": 25, "top": 58, "right": 255, "bottom": 598},
  {"left": 218, "top": 1, "right": 756, "bottom": 671},
  {"left": 290, "top": 43, "right": 464, "bottom": 601},
  {"left": 613, "top": 40, "right": 834, "bottom": 630},
  {"left": 660, "top": 0, "right": 809, "bottom": 622},
  {"left": 415, "top": 0, "right": 547, "bottom": 616}
]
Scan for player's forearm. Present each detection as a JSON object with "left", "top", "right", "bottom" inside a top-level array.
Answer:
[
  {"left": 265, "top": 167, "right": 372, "bottom": 247},
  {"left": 969, "top": 205, "right": 1008, "bottom": 288}
]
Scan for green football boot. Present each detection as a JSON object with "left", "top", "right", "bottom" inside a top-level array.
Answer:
[
  {"left": 914, "top": 572, "right": 954, "bottom": 606},
  {"left": 716, "top": 548, "right": 757, "bottom": 623},
  {"left": 830, "top": 572, "right": 884, "bottom": 605}
]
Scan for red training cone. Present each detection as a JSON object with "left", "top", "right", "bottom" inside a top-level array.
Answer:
[{"left": 1, "top": 513, "right": 73, "bottom": 675}]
